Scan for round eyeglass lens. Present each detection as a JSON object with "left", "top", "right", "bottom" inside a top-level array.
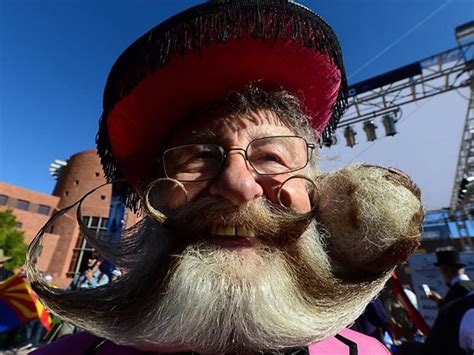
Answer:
[
  {"left": 163, "top": 144, "right": 223, "bottom": 181},
  {"left": 247, "top": 136, "right": 308, "bottom": 174}
]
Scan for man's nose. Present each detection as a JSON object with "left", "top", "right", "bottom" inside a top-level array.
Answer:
[{"left": 208, "top": 151, "right": 263, "bottom": 205}]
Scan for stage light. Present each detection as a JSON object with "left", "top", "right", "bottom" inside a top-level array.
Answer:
[
  {"left": 363, "top": 120, "right": 377, "bottom": 141},
  {"left": 344, "top": 126, "right": 357, "bottom": 148},
  {"left": 382, "top": 114, "right": 398, "bottom": 136},
  {"left": 456, "top": 21, "right": 474, "bottom": 42},
  {"left": 458, "top": 176, "right": 474, "bottom": 204}
]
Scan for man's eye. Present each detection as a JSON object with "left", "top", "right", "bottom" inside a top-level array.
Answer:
[
  {"left": 260, "top": 154, "right": 281, "bottom": 162},
  {"left": 173, "top": 151, "right": 220, "bottom": 172},
  {"left": 252, "top": 153, "right": 285, "bottom": 165},
  {"left": 193, "top": 151, "right": 219, "bottom": 160}
]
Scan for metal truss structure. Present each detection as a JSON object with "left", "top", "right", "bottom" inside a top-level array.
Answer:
[
  {"left": 338, "top": 42, "right": 473, "bottom": 213},
  {"left": 339, "top": 42, "right": 473, "bottom": 128},
  {"left": 450, "top": 78, "right": 474, "bottom": 214}
]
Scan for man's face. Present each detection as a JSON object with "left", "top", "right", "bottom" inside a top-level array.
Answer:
[
  {"left": 87, "top": 257, "right": 97, "bottom": 268},
  {"left": 148, "top": 109, "right": 315, "bottom": 254},
  {"left": 162, "top": 108, "right": 312, "bottom": 212}
]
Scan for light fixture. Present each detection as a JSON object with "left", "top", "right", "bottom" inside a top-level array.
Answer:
[
  {"left": 344, "top": 126, "right": 357, "bottom": 147},
  {"left": 382, "top": 114, "right": 398, "bottom": 136},
  {"left": 363, "top": 120, "right": 377, "bottom": 141},
  {"left": 458, "top": 176, "right": 474, "bottom": 204},
  {"left": 455, "top": 21, "right": 474, "bottom": 42}
]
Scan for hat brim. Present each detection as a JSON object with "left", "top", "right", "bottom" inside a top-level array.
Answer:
[
  {"left": 107, "top": 35, "right": 341, "bottom": 186},
  {"left": 97, "top": 1, "right": 348, "bottom": 210},
  {"left": 0, "top": 256, "right": 12, "bottom": 262}
]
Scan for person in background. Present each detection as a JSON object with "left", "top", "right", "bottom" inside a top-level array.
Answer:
[
  {"left": 110, "top": 269, "right": 122, "bottom": 282},
  {"left": 423, "top": 291, "right": 474, "bottom": 355},
  {"left": 428, "top": 249, "right": 474, "bottom": 308},
  {"left": 68, "top": 253, "right": 109, "bottom": 290},
  {"left": 351, "top": 297, "right": 389, "bottom": 344},
  {"left": 0, "top": 253, "right": 17, "bottom": 350},
  {"left": 0, "top": 249, "right": 13, "bottom": 282},
  {"left": 403, "top": 284, "right": 418, "bottom": 310}
]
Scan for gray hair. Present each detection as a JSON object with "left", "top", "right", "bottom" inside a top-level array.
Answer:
[{"left": 174, "top": 85, "right": 320, "bottom": 178}]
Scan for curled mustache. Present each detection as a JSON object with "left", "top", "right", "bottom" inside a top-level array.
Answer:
[{"left": 152, "top": 196, "right": 315, "bottom": 246}]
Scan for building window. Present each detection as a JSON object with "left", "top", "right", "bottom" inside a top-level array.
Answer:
[
  {"left": 95, "top": 172, "right": 100, "bottom": 177},
  {"left": 37, "top": 205, "right": 51, "bottom": 215},
  {"left": 68, "top": 216, "right": 108, "bottom": 277},
  {"left": 15, "top": 222, "right": 22, "bottom": 229},
  {"left": 16, "top": 199, "right": 30, "bottom": 211},
  {"left": 74, "top": 180, "right": 79, "bottom": 185},
  {"left": 0, "top": 195, "right": 7, "bottom": 205}
]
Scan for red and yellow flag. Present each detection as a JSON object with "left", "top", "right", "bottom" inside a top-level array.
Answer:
[{"left": 0, "top": 275, "right": 52, "bottom": 330}]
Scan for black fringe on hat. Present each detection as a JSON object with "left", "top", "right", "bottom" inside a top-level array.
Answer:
[{"left": 96, "top": 0, "right": 348, "bottom": 211}]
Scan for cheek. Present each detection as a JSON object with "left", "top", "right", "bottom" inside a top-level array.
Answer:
[
  {"left": 159, "top": 181, "right": 209, "bottom": 209},
  {"left": 182, "top": 182, "right": 210, "bottom": 203},
  {"left": 147, "top": 180, "right": 207, "bottom": 210}
]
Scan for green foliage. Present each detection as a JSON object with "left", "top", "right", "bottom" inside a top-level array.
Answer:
[{"left": 0, "top": 209, "right": 28, "bottom": 270}]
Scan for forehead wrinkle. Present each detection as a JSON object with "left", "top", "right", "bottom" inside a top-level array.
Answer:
[
  {"left": 186, "top": 128, "right": 218, "bottom": 144},
  {"left": 214, "top": 110, "right": 295, "bottom": 139},
  {"left": 168, "top": 109, "right": 296, "bottom": 147}
]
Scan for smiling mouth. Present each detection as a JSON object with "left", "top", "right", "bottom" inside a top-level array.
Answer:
[
  {"left": 202, "top": 224, "right": 257, "bottom": 248},
  {"left": 209, "top": 224, "right": 256, "bottom": 237}
]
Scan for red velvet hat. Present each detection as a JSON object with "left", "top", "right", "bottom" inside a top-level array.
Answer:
[{"left": 96, "top": 0, "right": 348, "bottom": 210}]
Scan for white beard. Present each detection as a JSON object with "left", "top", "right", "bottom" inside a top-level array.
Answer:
[{"left": 122, "top": 222, "right": 386, "bottom": 353}]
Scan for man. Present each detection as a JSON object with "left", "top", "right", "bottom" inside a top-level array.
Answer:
[
  {"left": 110, "top": 269, "right": 122, "bottom": 282},
  {"left": 28, "top": 1, "right": 423, "bottom": 353},
  {"left": 0, "top": 249, "right": 13, "bottom": 282},
  {"left": 423, "top": 291, "right": 474, "bottom": 355},
  {"left": 459, "top": 292, "right": 474, "bottom": 352},
  {"left": 428, "top": 249, "right": 474, "bottom": 308},
  {"left": 421, "top": 249, "right": 474, "bottom": 355},
  {"left": 68, "top": 253, "right": 109, "bottom": 290},
  {"left": 351, "top": 297, "right": 389, "bottom": 344}
]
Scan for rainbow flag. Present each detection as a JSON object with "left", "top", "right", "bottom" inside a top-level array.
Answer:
[{"left": 0, "top": 275, "right": 52, "bottom": 332}]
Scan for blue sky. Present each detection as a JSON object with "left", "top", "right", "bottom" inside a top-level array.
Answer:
[{"left": 1, "top": 0, "right": 473, "bottom": 210}]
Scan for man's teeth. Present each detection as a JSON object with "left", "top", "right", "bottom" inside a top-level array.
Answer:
[{"left": 209, "top": 225, "right": 255, "bottom": 237}]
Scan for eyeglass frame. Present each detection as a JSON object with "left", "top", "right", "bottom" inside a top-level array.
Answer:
[{"left": 160, "top": 135, "right": 316, "bottom": 183}]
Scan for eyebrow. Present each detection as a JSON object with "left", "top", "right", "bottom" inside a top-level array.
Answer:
[
  {"left": 184, "top": 128, "right": 220, "bottom": 144},
  {"left": 246, "top": 125, "right": 295, "bottom": 140}
]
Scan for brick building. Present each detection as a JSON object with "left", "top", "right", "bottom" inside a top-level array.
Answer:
[
  {"left": 0, "top": 149, "right": 136, "bottom": 288},
  {"left": 0, "top": 183, "right": 60, "bottom": 274}
]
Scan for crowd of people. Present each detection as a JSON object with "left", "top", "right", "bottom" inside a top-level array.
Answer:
[
  {"left": 350, "top": 249, "right": 474, "bottom": 354},
  {"left": 0, "top": 249, "right": 122, "bottom": 352}
]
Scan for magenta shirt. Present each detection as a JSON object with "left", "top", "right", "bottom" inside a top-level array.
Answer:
[{"left": 32, "top": 328, "right": 389, "bottom": 354}]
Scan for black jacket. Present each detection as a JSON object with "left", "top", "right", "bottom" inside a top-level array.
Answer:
[
  {"left": 439, "top": 280, "right": 474, "bottom": 309},
  {"left": 0, "top": 268, "right": 13, "bottom": 282},
  {"left": 423, "top": 293, "right": 474, "bottom": 355}
]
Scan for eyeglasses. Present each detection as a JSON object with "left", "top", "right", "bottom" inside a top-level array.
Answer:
[{"left": 161, "top": 136, "right": 315, "bottom": 182}]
